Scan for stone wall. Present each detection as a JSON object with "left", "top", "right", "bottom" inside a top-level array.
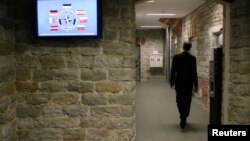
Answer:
[
  {"left": 0, "top": 0, "right": 17, "bottom": 141},
  {"left": 136, "top": 29, "right": 165, "bottom": 81},
  {"left": 181, "top": 2, "right": 223, "bottom": 108},
  {"left": 15, "top": 0, "right": 136, "bottom": 141},
  {"left": 228, "top": 0, "right": 250, "bottom": 124}
]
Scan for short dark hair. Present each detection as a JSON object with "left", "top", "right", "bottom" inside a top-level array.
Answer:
[{"left": 183, "top": 42, "right": 192, "bottom": 51}]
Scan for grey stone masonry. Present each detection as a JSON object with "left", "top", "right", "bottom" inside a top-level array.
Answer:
[
  {"left": 14, "top": 0, "right": 136, "bottom": 141},
  {"left": 0, "top": 0, "right": 17, "bottom": 141},
  {"left": 228, "top": 0, "right": 250, "bottom": 124}
]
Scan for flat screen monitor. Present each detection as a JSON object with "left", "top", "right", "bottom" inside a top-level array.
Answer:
[{"left": 35, "top": 0, "right": 102, "bottom": 38}]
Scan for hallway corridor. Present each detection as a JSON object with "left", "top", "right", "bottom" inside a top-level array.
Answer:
[{"left": 136, "top": 80, "right": 209, "bottom": 141}]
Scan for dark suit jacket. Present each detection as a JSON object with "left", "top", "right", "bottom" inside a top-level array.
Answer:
[{"left": 170, "top": 51, "right": 198, "bottom": 91}]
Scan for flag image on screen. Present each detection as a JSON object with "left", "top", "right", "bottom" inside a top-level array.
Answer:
[
  {"left": 49, "top": 18, "right": 56, "bottom": 24},
  {"left": 77, "top": 25, "right": 85, "bottom": 31},
  {"left": 50, "top": 10, "right": 58, "bottom": 16},
  {"left": 76, "top": 9, "right": 85, "bottom": 15},
  {"left": 50, "top": 26, "right": 58, "bottom": 31},
  {"left": 79, "top": 17, "right": 88, "bottom": 23},
  {"left": 63, "top": 4, "right": 72, "bottom": 9}
]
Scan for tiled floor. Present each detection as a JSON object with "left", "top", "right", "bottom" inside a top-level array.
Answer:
[{"left": 136, "top": 79, "right": 209, "bottom": 141}]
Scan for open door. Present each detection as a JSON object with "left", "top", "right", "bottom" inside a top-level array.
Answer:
[{"left": 135, "top": 44, "right": 141, "bottom": 81}]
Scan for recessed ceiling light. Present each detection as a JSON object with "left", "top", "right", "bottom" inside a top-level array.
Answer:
[
  {"left": 146, "top": 13, "right": 176, "bottom": 16},
  {"left": 136, "top": 0, "right": 155, "bottom": 4},
  {"left": 140, "top": 25, "right": 162, "bottom": 28},
  {"left": 147, "top": 0, "right": 155, "bottom": 2}
]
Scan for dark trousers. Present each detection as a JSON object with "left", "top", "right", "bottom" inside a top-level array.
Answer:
[{"left": 176, "top": 89, "right": 192, "bottom": 119}]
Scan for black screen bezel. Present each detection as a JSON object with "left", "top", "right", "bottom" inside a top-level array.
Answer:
[{"left": 34, "top": 0, "right": 102, "bottom": 38}]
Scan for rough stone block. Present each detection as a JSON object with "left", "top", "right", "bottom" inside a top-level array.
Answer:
[
  {"left": 80, "top": 118, "right": 107, "bottom": 128},
  {"left": 102, "top": 42, "right": 134, "bottom": 55},
  {"left": 120, "top": 29, "right": 134, "bottom": 42},
  {"left": 123, "top": 81, "right": 136, "bottom": 95},
  {"left": 16, "top": 69, "right": 31, "bottom": 81},
  {"left": 66, "top": 55, "right": 81, "bottom": 68},
  {"left": 15, "top": 55, "right": 38, "bottom": 68},
  {"left": 0, "top": 68, "right": 15, "bottom": 83},
  {"left": 234, "top": 108, "right": 250, "bottom": 123},
  {"left": 1, "top": 119, "right": 16, "bottom": 138},
  {"left": 81, "top": 47, "right": 101, "bottom": 56},
  {"left": 16, "top": 82, "right": 38, "bottom": 93},
  {"left": 17, "top": 118, "right": 33, "bottom": 129},
  {"left": 117, "top": 130, "right": 134, "bottom": 141},
  {"left": 15, "top": 29, "right": 34, "bottom": 44},
  {"left": 109, "top": 69, "right": 135, "bottom": 81},
  {"left": 68, "top": 81, "right": 94, "bottom": 93},
  {"left": 81, "top": 69, "right": 107, "bottom": 81},
  {"left": 39, "top": 81, "right": 67, "bottom": 92},
  {"left": 29, "top": 128, "right": 62, "bottom": 140},
  {"left": 0, "top": 86, "right": 4, "bottom": 98},
  {"left": 2, "top": 134, "right": 18, "bottom": 141},
  {"left": 93, "top": 55, "right": 123, "bottom": 67},
  {"left": 229, "top": 74, "right": 250, "bottom": 84},
  {"left": 26, "top": 94, "right": 51, "bottom": 105},
  {"left": 102, "top": 29, "right": 117, "bottom": 42},
  {"left": 80, "top": 56, "right": 94, "bottom": 68},
  {"left": 109, "top": 95, "right": 131, "bottom": 105},
  {"left": 42, "top": 106, "right": 62, "bottom": 117},
  {"left": 34, "top": 117, "right": 80, "bottom": 128},
  {"left": 82, "top": 93, "right": 108, "bottom": 106},
  {"left": 0, "top": 113, "right": 7, "bottom": 126},
  {"left": 62, "top": 105, "right": 89, "bottom": 117},
  {"left": 16, "top": 130, "right": 29, "bottom": 141},
  {"left": 63, "top": 128, "right": 86, "bottom": 140},
  {"left": 105, "top": 7, "right": 120, "bottom": 17},
  {"left": 39, "top": 56, "right": 65, "bottom": 69},
  {"left": 123, "top": 56, "right": 135, "bottom": 68},
  {"left": 53, "top": 69, "right": 80, "bottom": 80},
  {"left": 0, "top": 56, "right": 14, "bottom": 69},
  {"left": 33, "top": 70, "right": 53, "bottom": 81},
  {"left": 86, "top": 129, "right": 111, "bottom": 141},
  {"left": 107, "top": 118, "right": 133, "bottom": 129},
  {"left": 121, "top": 7, "right": 134, "bottom": 19},
  {"left": 0, "top": 97, "right": 9, "bottom": 112},
  {"left": 95, "top": 81, "right": 122, "bottom": 93},
  {"left": 3, "top": 82, "right": 15, "bottom": 96},
  {"left": 0, "top": 42, "right": 14, "bottom": 55},
  {"left": 91, "top": 106, "right": 121, "bottom": 118},
  {"left": 120, "top": 106, "right": 134, "bottom": 117},
  {"left": 230, "top": 36, "right": 250, "bottom": 48},
  {"left": 103, "top": 0, "right": 133, "bottom": 7},
  {"left": 16, "top": 106, "right": 42, "bottom": 118},
  {"left": 239, "top": 62, "right": 250, "bottom": 74},
  {"left": 52, "top": 93, "right": 80, "bottom": 105}
]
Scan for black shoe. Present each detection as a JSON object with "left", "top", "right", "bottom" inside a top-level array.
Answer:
[{"left": 180, "top": 118, "right": 186, "bottom": 129}]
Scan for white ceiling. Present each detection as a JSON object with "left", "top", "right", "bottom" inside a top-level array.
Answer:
[{"left": 136, "top": 0, "right": 205, "bottom": 29}]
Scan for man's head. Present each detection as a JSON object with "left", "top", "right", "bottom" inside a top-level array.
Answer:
[{"left": 183, "top": 42, "right": 192, "bottom": 51}]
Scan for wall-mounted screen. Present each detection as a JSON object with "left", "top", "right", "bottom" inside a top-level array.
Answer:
[{"left": 35, "top": 0, "right": 102, "bottom": 38}]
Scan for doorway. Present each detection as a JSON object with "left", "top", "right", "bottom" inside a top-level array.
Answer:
[{"left": 136, "top": 44, "right": 141, "bottom": 81}]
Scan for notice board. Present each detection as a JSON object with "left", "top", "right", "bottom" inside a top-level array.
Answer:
[{"left": 150, "top": 55, "right": 163, "bottom": 67}]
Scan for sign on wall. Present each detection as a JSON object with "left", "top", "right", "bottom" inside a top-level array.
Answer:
[{"left": 150, "top": 55, "right": 163, "bottom": 67}]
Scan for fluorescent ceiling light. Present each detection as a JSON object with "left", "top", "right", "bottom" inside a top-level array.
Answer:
[
  {"left": 140, "top": 26, "right": 162, "bottom": 28},
  {"left": 146, "top": 13, "right": 176, "bottom": 16},
  {"left": 147, "top": 0, "right": 155, "bottom": 2}
]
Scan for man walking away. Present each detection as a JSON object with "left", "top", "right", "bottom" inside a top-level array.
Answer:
[{"left": 170, "top": 42, "right": 198, "bottom": 129}]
